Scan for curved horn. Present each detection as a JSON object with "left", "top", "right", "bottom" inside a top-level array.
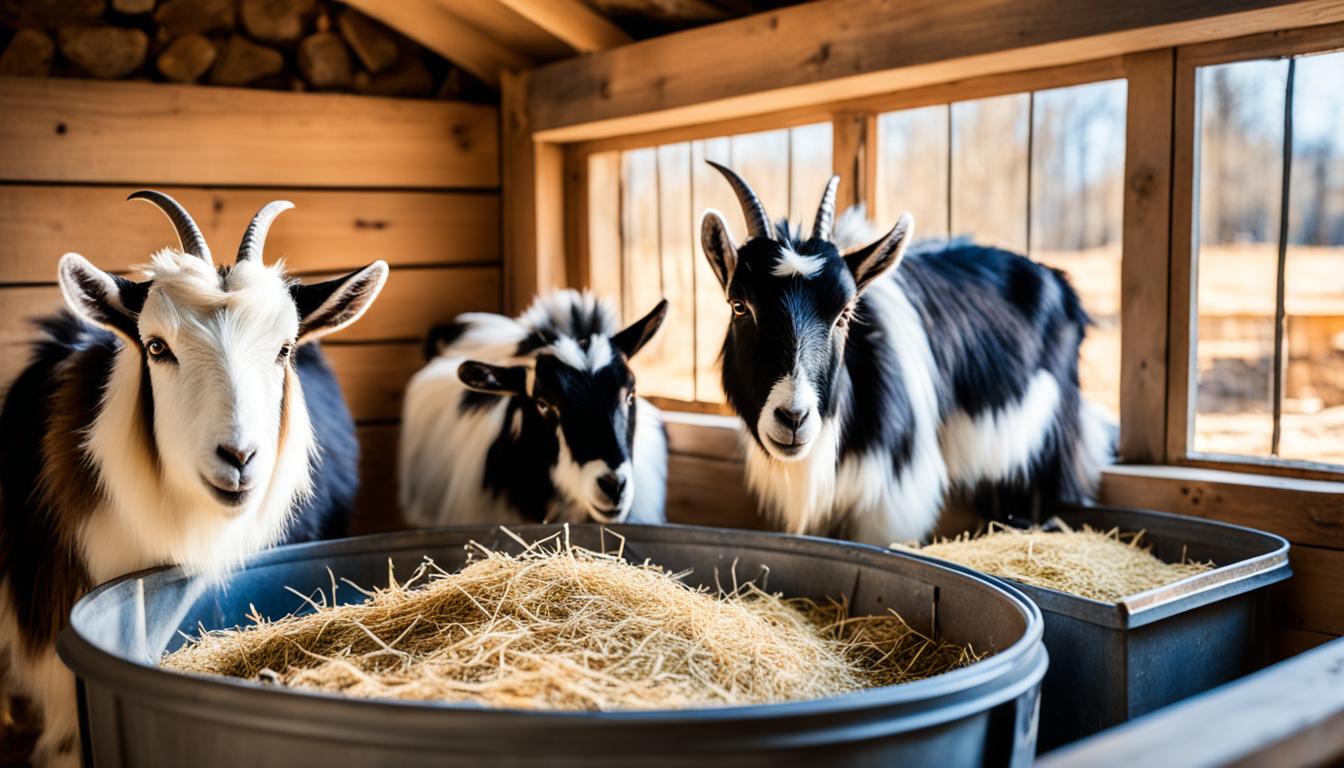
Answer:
[
  {"left": 127, "top": 190, "right": 212, "bottom": 264},
  {"left": 706, "top": 160, "right": 772, "bottom": 241},
  {"left": 236, "top": 200, "right": 295, "bottom": 263},
  {"left": 812, "top": 174, "right": 840, "bottom": 242}
]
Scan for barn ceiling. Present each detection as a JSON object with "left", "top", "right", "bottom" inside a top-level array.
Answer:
[{"left": 339, "top": 0, "right": 800, "bottom": 87}]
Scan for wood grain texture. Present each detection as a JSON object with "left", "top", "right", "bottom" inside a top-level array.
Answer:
[
  {"left": 1275, "top": 544, "right": 1344, "bottom": 637},
  {"left": 1100, "top": 465, "right": 1344, "bottom": 550},
  {"left": 502, "top": 71, "right": 567, "bottom": 314},
  {"left": 1118, "top": 49, "right": 1174, "bottom": 464},
  {"left": 526, "top": 0, "right": 1344, "bottom": 141},
  {"left": 495, "top": 0, "right": 632, "bottom": 53},
  {"left": 0, "top": 185, "right": 500, "bottom": 283},
  {"left": 338, "top": 0, "right": 532, "bottom": 86},
  {"left": 664, "top": 453, "right": 761, "bottom": 530},
  {"left": 0, "top": 77, "right": 499, "bottom": 188},
  {"left": 324, "top": 342, "right": 424, "bottom": 423}
]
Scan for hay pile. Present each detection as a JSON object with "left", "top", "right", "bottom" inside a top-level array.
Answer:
[
  {"left": 901, "top": 521, "right": 1214, "bottom": 602},
  {"left": 163, "top": 530, "right": 977, "bottom": 710}
]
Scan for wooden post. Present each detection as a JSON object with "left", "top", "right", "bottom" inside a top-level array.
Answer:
[
  {"left": 832, "top": 111, "right": 877, "bottom": 213},
  {"left": 502, "top": 69, "right": 566, "bottom": 314},
  {"left": 1118, "top": 48, "right": 1176, "bottom": 463}
]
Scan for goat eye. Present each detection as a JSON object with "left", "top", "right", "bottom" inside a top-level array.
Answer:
[
  {"left": 729, "top": 299, "right": 748, "bottom": 317},
  {"left": 626, "top": 390, "right": 636, "bottom": 407},
  {"left": 145, "top": 338, "right": 169, "bottom": 359}
]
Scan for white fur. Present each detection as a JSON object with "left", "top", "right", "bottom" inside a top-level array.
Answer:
[
  {"left": 400, "top": 292, "right": 667, "bottom": 528},
  {"left": 743, "top": 277, "right": 948, "bottom": 546},
  {"left": 941, "top": 369, "right": 1061, "bottom": 485},
  {"left": 4, "top": 249, "right": 334, "bottom": 766},
  {"left": 772, "top": 249, "right": 825, "bottom": 279},
  {"left": 756, "top": 367, "right": 823, "bottom": 457}
]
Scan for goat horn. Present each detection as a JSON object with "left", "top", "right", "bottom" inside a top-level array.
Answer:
[
  {"left": 706, "top": 160, "right": 772, "bottom": 241},
  {"left": 812, "top": 174, "right": 840, "bottom": 242},
  {"left": 236, "top": 200, "right": 295, "bottom": 263},
  {"left": 127, "top": 190, "right": 212, "bottom": 264}
]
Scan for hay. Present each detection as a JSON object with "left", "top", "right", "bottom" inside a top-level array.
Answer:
[
  {"left": 163, "top": 529, "right": 977, "bottom": 710},
  {"left": 900, "top": 521, "right": 1214, "bottom": 602}
]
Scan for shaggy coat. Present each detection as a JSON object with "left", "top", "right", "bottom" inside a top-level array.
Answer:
[
  {"left": 401, "top": 291, "right": 668, "bottom": 527},
  {"left": 0, "top": 192, "right": 385, "bottom": 766},
  {"left": 701, "top": 164, "right": 1111, "bottom": 546}
]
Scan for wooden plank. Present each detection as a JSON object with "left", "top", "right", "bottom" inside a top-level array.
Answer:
[
  {"left": 495, "top": 0, "right": 632, "bottom": 53},
  {"left": 352, "top": 424, "right": 406, "bottom": 536},
  {"left": 1039, "top": 637, "right": 1344, "bottom": 768},
  {"left": 0, "top": 77, "right": 499, "bottom": 189},
  {"left": 1272, "top": 628, "right": 1338, "bottom": 662},
  {"left": 1275, "top": 544, "right": 1344, "bottom": 637},
  {"left": 652, "top": 142, "right": 696, "bottom": 402},
  {"left": 317, "top": 267, "right": 501, "bottom": 343},
  {"left": 339, "top": 0, "right": 531, "bottom": 86},
  {"left": 1178, "top": 17, "right": 1344, "bottom": 67},
  {"left": 526, "top": 0, "right": 1344, "bottom": 142},
  {"left": 1118, "top": 49, "right": 1174, "bottom": 463},
  {"left": 832, "top": 112, "right": 876, "bottom": 214},
  {"left": 323, "top": 342, "right": 424, "bottom": 423},
  {"left": 501, "top": 71, "right": 567, "bottom": 314},
  {"left": 665, "top": 453, "right": 761, "bottom": 530},
  {"left": 690, "top": 138, "right": 734, "bottom": 403},
  {"left": 663, "top": 411, "right": 742, "bottom": 461},
  {"left": 582, "top": 151, "right": 623, "bottom": 301},
  {"left": 1100, "top": 465, "right": 1344, "bottom": 550},
  {"left": 0, "top": 186, "right": 500, "bottom": 284},
  {"left": 435, "top": 0, "right": 572, "bottom": 62}
]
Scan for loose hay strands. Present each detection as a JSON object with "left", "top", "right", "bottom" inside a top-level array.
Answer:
[
  {"left": 900, "top": 520, "right": 1214, "bottom": 602},
  {"left": 162, "top": 530, "right": 978, "bottom": 710}
]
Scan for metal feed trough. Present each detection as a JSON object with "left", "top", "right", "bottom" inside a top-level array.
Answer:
[
  {"left": 975, "top": 504, "right": 1291, "bottom": 751},
  {"left": 59, "top": 524, "right": 1047, "bottom": 768}
]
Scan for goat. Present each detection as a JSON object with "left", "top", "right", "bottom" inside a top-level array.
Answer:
[
  {"left": 699, "top": 162, "right": 1113, "bottom": 546},
  {"left": 0, "top": 192, "right": 387, "bottom": 766},
  {"left": 400, "top": 290, "right": 669, "bottom": 528}
]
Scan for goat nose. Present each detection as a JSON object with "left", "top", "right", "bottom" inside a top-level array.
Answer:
[
  {"left": 216, "top": 443, "right": 256, "bottom": 470},
  {"left": 774, "top": 407, "right": 808, "bottom": 430},
  {"left": 597, "top": 472, "right": 627, "bottom": 502}
]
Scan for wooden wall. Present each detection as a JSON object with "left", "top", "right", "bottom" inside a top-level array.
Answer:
[{"left": 0, "top": 76, "right": 501, "bottom": 534}]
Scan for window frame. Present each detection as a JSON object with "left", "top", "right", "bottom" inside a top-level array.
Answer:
[{"left": 555, "top": 23, "right": 1344, "bottom": 490}]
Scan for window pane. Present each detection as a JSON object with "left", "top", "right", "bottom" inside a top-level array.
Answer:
[
  {"left": 951, "top": 94, "right": 1029, "bottom": 252},
  {"left": 1282, "top": 50, "right": 1344, "bottom": 465},
  {"left": 1192, "top": 60, "right": 1288, "bottom": 459},
  {"left": 876, "top": 105, "right": 949, "bottom": 239},
  {"left": 1030, "top": 80, "right": 1127, "bottom": 420}
]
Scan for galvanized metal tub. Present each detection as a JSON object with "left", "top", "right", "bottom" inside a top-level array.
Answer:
[
  {"left": 59, "top": 524, "right": 1048, "bottom": 767},
  {"left": 975, "top": 505, "right": 1291, "bottom": 751}
]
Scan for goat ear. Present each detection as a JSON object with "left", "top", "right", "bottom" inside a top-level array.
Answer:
[
  {"left": 457, "top": 361, "right": 528, "bottom": 396},
  {"left": 291, "top": 261, "right": 389, "bottom": 343},
  {"left": 613, "top": 299, "right": 668, "bottom": 359},
  {"left": 844, "top": 213, "right": 914, "bottom": 293},
  {"left": 700, "top": 210, "right": 738, "bottom": 291},
  {"left": 57, "top": 253, "right": 148, "bottom": 342}
]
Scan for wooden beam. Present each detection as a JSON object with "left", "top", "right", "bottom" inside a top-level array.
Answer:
[
  {"left": 0, "top": 185, "right": 499, "bottom": 283},
  {"left": 1118, "top": 49, "right": 1174, "bottom": 463},
  {"left": 502, "top": 70, "right": 567, "bottom": 314},
  {"left": 341, "top": 0, "right": 532, "bottom": 87},
  {"left": 831, "top": 111, "right": 877, "bottom": 213},
  {"left": 495, "top": 0, "right": 632, "bottom": 53},
  {"left": 526, "top": 0, "right": 1344, "bottom": 142},
  {"left": 0, "top": 77, "right": 499, "bottom": 188}
]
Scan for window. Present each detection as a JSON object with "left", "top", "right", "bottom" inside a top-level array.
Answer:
[
  {"left": 616, "top": 124, "right": 833, "bottom": 406},
  {"left": 874, "top": 80, "right": 1127, "bottom": 419},
  {"left": 1190, "top": 50, "right": 1344, "bottom": 468}
]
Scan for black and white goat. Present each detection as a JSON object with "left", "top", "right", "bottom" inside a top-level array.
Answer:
[
  {"left": 700, "top": 162, "right": 1112, "bottom": 545},
  {"left": 0, "top": 192, "right": 387, "bottom": 766},
  {"left": 400, "top": 290, "right": 669, "bottom": 527}
]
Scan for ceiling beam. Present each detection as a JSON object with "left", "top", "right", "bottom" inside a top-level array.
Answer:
[
  {"left": 525, "top": 0, "right": 1344, "bottom": 142},
  {"left": 341, "top": 0, "right": 532, "bottom": 87},
  {"left": 495, "top": 0, "right": 632, "bottom": 53}
]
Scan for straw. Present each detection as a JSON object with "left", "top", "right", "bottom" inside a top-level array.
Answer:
[{"left": 163, "top": 533, "right": 979, "bottom": 710}]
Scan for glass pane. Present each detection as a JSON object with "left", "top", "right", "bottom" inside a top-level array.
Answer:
[
  {"left": 1192, "top": 59, "right": 1288, "bottom": 459},
  {"left": 1030, "top": 80, "right": 1127, "bottom": 420},
  {"left": 951, "top": 94, "right": 1029, "bottom": 252},
  {"left": 1282, "top": 50, "right": 1344, "bottom": 465},
  {"left": 875, "top": 105, "right": 949, "bottom": 239},
  {"left": 789, "top": 122, "right": 834, "bottom": 226}
]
